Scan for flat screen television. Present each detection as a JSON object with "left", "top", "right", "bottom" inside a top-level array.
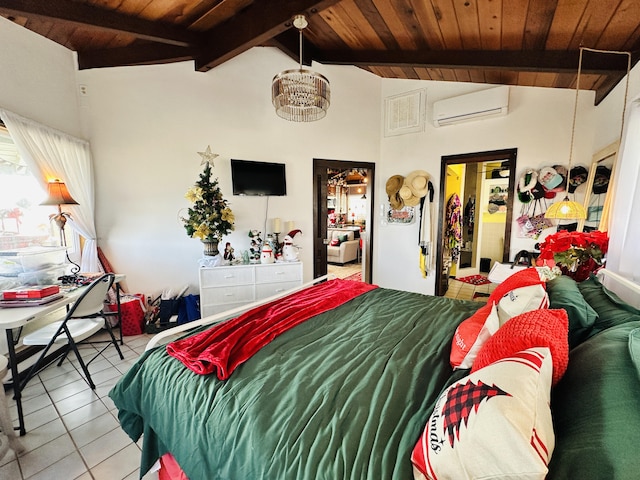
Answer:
[{"left": 231, "top": 159, "right": 287, "bottom": 196}]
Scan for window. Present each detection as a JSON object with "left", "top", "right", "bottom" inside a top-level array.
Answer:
[{"left": 0, "top": 125, "right": 57, "bottom": 250}]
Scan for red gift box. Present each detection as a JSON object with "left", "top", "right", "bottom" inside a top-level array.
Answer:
[
  {"left": 3, "top": 285, "right": 60, "bottom": 299},
  {"left": 108, "top": 294, "right": 145, "bottom": 336}
]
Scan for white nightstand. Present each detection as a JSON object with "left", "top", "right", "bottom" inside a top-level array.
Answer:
[{"left": 199, "top": 262, "right": 303, "bottom": 318}]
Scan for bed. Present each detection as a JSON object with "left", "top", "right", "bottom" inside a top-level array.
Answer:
[{"left": 109, "top": 269, "right": 640, "bottom": 480}]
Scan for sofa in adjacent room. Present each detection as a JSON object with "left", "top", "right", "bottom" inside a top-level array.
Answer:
[{"left": 327, "top": 228, "right": 360, "bottom": 264}]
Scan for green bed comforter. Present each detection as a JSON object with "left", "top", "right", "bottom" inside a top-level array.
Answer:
[{"left": 109, "top": 288, "right": 480, "bottom": 480}]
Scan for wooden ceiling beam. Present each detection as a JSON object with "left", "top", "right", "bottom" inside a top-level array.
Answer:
[
  {"left": 77, "top": 44, "right": 195, "bottom": 70},
  {"left": 194, "top": 0, "right": 340, "bottom": 71},
  {"left": 317, "top": 49, "right": 637, "bottom": 75},
  {"left": 0, "top": 0, "right": 200, "bottom": 47},
  {"left": 268, "top": 30, "right": 316, "bottom": 67},
  {"left": 594, "top": 72, "right": 629, "bottom": 106}
]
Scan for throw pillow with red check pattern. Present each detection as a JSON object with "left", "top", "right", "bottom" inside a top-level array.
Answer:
[{"left": 412, "top": 347, "right": 554, "bottom": 480}]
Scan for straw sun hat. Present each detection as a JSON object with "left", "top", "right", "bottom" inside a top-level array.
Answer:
[
  {"left": 399, "top": 170, "right": 430, "bottom": 207},
  {"left": 386, "top": 170, "right": 430, "bottom": 209},
  {"left": 386, "top": 175, "right": 405, "bottom": 210}
]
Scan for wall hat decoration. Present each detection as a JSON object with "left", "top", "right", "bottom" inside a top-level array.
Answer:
[
  {"left": 539, "top": 167, "right": 563, "bottom": 190},
  {"left": 568, "top": 166, "right": 589, "bottom": 193},
  {"left": 405, "top": 170, "right": 431, "bottom": 198},
  {"left": 386, "top": 175, "right": 405, "bottom": 210},
  {"left": 592, "top": 165, "right": 611, "bottom": 194}
]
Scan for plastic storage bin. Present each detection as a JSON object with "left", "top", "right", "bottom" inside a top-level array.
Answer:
[
  {"left": 17, "top": 265, "right": 69, "bottom": 286},
  {"left": 0, "top": 247, "right": 67, "bottom": 276}
]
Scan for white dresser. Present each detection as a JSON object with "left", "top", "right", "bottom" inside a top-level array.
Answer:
[{"left": 199, "top": 262, "right": 303, "bottom": 317}]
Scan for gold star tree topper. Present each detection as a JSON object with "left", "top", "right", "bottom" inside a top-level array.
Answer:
[{"left": 197, "top": 145, "right": 219, "bottom": 166}]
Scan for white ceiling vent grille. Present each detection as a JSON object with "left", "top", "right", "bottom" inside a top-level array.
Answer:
[{"left": 384, "top": 88, "right": 426, "bottom": 137}]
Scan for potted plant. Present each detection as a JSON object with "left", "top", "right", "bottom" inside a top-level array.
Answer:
[
  {"left": 181, "top": 151, "right": 234, "bottom": 256},
  {"left": 536, "top": 230, "right": 608, "bottom": 282}
]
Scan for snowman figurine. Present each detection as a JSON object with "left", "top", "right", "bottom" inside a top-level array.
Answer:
[
  {"left": 260, "top": 243, "right": 274, "bottom": 264},
  {"left": 282, "top": 229, "right": 302, "bottom": 262}
]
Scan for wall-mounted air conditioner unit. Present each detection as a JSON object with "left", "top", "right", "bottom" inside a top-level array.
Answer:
[{"left": 432, "top": 86, "right": 509, "bottom": 127}]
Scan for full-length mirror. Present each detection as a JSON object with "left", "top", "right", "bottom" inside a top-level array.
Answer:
[
  {"left": 436, "top": 148, "right": 517, "bottom": 296},
  {"left": 577, "top": 142, "right": 617, "bottom": 233}
]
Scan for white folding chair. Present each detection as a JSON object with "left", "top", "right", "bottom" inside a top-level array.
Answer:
[{"left": 20, "top": 274, "right": 124, "bottom": 391}]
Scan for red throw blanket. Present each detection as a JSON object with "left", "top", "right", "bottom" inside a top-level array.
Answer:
[{"left": 166, "top": 278, "right": 378, "bottom": 380}]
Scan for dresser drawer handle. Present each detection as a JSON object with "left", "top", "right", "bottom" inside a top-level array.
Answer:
[
  {"left": 274, "top": 288, "right": 286, "bottom": 292},
  {"left": 224, "top": 274, "right": 234, "bottom": 279},
  {"left": 224, "top": 293, "right": 235, "bottom": 297},
  {"left": 275, "top": 271, "right": 285, "bottom": 275}
]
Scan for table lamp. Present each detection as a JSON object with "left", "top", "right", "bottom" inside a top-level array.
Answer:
[
  {"left": 41, "top": 179, "right": 79, "bottom": 246},
  {"left": 41, "top": 179, "right": 80, "bottom": 273}
]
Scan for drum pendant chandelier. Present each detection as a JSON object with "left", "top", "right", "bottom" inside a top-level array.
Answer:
[{"left": 272, "top": 15, "right": 330, "bottom": 122}]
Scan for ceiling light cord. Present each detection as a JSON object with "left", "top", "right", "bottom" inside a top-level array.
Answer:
[
  {"left": 570, "top": 47, "right": 632, "bottom": 170},
  {"left": 546, "top": 46, "right": 631, "bottom": 221},
  {"left": 574, "top": 47, "right": 631, "bottom": 230},
  {"left": 566, "top": 48, "right": 583, "bottom": 175},
  {"left": 299, "top": 28, "right": 303, "bottom": 70}
]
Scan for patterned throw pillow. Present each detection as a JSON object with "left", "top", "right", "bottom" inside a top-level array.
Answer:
[
  {"left": 450, "top": 268, "right": 547, "bottom": 370},
  {"left": 330, "top": 238, "right": 340, "bottom": 246},
  {"left": 412, "top": 347, "right": 555, "bottom": 480}
]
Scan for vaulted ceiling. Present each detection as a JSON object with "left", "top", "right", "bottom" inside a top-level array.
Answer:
[{"left": 1, "top": 0, "right": 639, "bottom": 104}]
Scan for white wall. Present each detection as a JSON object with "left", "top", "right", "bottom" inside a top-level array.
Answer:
[
  {"left": 3, "top": 17, "right": 637, "bottom": 299},
  {"left": 0, "top": 17, "right": 83, "bottom": 356},
  {"left": 593, "top": 60, "right": 640, "bottom": 152},
  {"left": 76, "top": 48, "right": 381, "bottom": 295},
  {"left": 375, "top": 80, "right": 597, "bottom": 294},
  {"left": 0, "top": 17, "right": 81, "bottom": 137}
]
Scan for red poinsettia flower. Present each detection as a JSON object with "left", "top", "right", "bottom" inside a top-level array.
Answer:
[{"left": 537, "top": 230, "right": 609, "bottom": 282}]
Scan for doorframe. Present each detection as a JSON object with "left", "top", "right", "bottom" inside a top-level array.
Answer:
[
  {"left": 312, "top": 158, "right": 375, "bottom": 282},
  {"left": 435, "top": 148, "right": 517, "bottom": 296}
]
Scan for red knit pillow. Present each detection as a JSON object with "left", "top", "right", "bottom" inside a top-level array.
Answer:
[{"left": 471, "top": 309, "right": 569, "bottom": 385}]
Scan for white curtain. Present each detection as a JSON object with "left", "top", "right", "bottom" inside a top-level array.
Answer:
[
  {"left": 605, "top": 95, "right": 640, "bottom": 282},
  {"left": 0, "top": 109, "right": 100, "bottom": 272}
]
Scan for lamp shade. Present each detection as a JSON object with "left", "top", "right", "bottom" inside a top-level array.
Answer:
[
  {"left": 544, "top": 196, "right": 586, "bottom": 220},
  {"left": 40, "top": 180, "right": 79, "bottom": 206},
  {"left": 272, "top": 69, "right": 330, "bottom": 122}
]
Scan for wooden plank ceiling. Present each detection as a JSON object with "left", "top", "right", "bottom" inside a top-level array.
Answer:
[{"left": 1, "top": 0, "right": 639, "bottom": 103}]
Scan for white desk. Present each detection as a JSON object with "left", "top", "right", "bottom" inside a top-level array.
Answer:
[
  {"left": 0, "top": 274, "right": 125, "bottom": 435},
  {"left": 0, "top": 287, "right": 84, "bottom": 329}
]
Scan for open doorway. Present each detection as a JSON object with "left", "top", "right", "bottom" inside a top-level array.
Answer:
[
  {"left": 435, "top": 149, "right": 517, "bottom": 296},
  {"left": 312, "top": 159, "right": 375, "bottom": 283}
]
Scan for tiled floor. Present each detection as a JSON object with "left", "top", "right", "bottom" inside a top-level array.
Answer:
[
  {"left": 1, "top": 332, "right": 161, "bottom": 480},
  {"left": 0, "top": 277, "right": 487, "bottom": 480}
]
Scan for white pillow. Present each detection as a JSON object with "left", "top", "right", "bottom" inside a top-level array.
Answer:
[
  {"left": 497, "top": 284, "right": 549, "bottom": 325},
  {"left": 411, "top": 347, "right": 555, "bottom": 480}
]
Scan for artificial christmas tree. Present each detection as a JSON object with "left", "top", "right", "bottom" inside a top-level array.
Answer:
[{"left": 181, "top": 147, "right": 234, "bottom": 255}]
